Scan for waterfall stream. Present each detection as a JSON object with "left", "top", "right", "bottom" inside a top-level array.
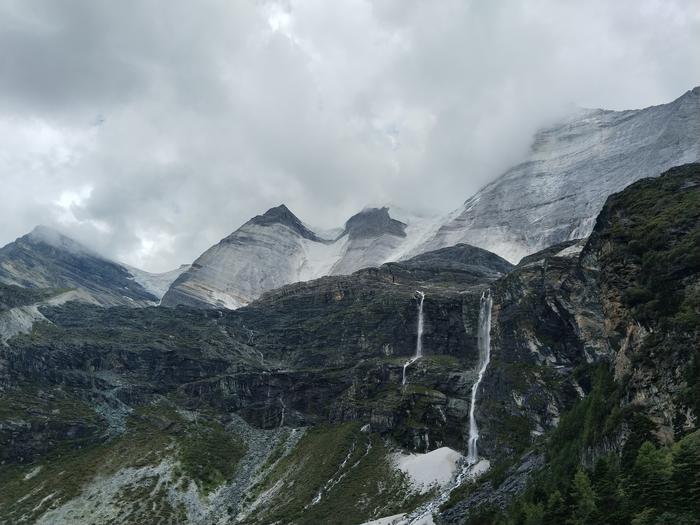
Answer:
[
  {"left": 402, "top": 291, "right": 425, "bottom": 386},
  {"left": 467, "top": 290, "right": 493, "bottom": 464},
  {"left": 398, "top": 290, "right": 493, "bottom": 524}
]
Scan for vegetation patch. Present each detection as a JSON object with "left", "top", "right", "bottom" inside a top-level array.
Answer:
[
  {"left": 0, "top": 400, "right": 246, "bottom": 523},
  {"left": 245, "top": 423, "right": 429, "bottom": 525}
]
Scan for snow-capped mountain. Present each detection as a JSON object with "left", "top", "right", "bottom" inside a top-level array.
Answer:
[
  {"left": 0, "top": 226, "right": 185, "bottom": 306},
  {"left": 412, "top": 86, "right": 700, "bottom": 262}
]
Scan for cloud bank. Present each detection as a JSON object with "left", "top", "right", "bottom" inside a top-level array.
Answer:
[{"left": 1, "top": 0, "right": 698, "bottom": 270}]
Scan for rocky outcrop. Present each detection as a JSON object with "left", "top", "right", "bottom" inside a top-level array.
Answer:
[
  {"left": 435, "top": 164, "right": 700, "bottom": 522},
  {"left": 437, "top": 452, "right": 545, "bottom": 525},
  {"left": 581, "top": 163, "right": 700, "bottom": 442}
]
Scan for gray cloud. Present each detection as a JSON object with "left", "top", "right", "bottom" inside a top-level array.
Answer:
[{"left": 1, "top": 0, "right": 698, "bottom": 270}]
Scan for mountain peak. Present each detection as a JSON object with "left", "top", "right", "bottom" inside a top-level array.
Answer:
[
  {"left": 245, "top": 204, "right": 321, "bottom": 241},
  {"left": 24, "top": 225, "right": 93, "bottom": 256},
  {"left": 343, "top": 207, "right": 407, "bottom": 240}
]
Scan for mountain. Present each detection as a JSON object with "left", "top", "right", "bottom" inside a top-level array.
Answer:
[
  {"left": 2, "top": 165, "right": 697, "bottom": 524},
  {"left": 0, "top": 226, "right": 185, "bottom": 307},
  {"left": 161, "top": 205, "right": 424, "bottom": 309},
  {"left": 415, "top": 86, "right": 700, "bottom": 263},
  {"left": 163, "top": 88, "right": 700, "bottom": 309}
]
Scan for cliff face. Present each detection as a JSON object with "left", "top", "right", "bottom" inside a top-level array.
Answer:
[
  {"left": 161, "top": 89, "right": 700, "bottom": 311},
  {"left": 437, "top": 163, "right": 700, "bottom": 523},
  {"left": 582, "top": 163, "right": 700, "bottom": 442}
]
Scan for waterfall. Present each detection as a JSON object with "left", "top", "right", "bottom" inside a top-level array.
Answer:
[
  {"left": 415, "top": 291, "right": 425, "bottom": 358},
  {"left": 402, "top": 291, "right": 425, "bottom": 386},
  {"left": 467, "top": 290, "right": 493, "bottom": 465},
  {"left": 278, "top": 397, "right": 286, "bottom": 428}
]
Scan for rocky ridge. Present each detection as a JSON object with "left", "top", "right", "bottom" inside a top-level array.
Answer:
[{"left": 0, "top": 226, "right": 185, "bottom": 307}]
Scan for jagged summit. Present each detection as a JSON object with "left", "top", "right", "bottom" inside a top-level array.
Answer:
[
  {"left": 342, "top": 207, "right": 407, "bottom": 240},
  {"left": 163, "top": 205, "right": 417, "bottom": 308},
  {"left": 245, "top": 204, "right": 323, "bottom": 242}
]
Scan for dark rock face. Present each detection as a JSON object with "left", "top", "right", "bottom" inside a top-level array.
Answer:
[
  {"left": 390, "top": 243, "right": 514, "bottom": 283},
  {"left": 199, "top": 264, "right": 488, "bottom": 450},
  {"left": 1, "top": 241, "right": 516, "bottom": 464},
  {"left": 0, "top": 226, "right": 157, "bottom": 307},
  {"left": 0, "top": 283, "right": 56, "bottom": 313},
  {"left": 437, "top": 452, "right": 545, "bottom": 525},
  {"left": 477, "top": 237, "right": 608, "bottom": 459},
  {"left": 343, "top": 207, "right": 407, "bottom": 239},
  {"left": 245, "top": 204, "right": 324, "bottom": 242}
]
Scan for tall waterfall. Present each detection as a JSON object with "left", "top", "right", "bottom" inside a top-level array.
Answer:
[
  {"left": 467, "top": 290, "right": 493, "bottom": 464},
  {"left": 402, "top": 291, "right": 426, "bottom": 385}
]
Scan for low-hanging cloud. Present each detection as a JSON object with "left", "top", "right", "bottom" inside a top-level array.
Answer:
[{"left": 1, "top": 0, "right": 698, "bottom": 271}]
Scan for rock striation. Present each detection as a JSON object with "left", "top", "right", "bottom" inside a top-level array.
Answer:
[{"left": 414, "top": 87, "right": 700, "bottom": 262}]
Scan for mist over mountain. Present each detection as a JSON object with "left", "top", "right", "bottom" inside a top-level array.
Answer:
[{"left": 161, "top": 87, "right": 700, "bottom": 309}]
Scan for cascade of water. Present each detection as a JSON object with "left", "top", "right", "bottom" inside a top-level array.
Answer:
[
  {"left": 400, "top": 291, "right": 494, "bottom": 525},
  {"left": 402, "top": 291, "right": 425, "bottom": 386},
  {"left": 279, "top": 397, "right": 286, "bottom": 428},
  {"left": 467, "top": 290, "right": 493, "bottom": 465},
  {"left": 415, "top": 291, "right": 425, "bottom": 358}
]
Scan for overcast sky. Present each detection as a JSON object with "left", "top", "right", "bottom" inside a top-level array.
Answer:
[{"left": 1, "top": 0, "right": 699, "bottom": 271}]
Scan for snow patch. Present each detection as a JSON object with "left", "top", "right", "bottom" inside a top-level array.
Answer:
[
  {"left": 24, "top": 466, "right": 43, "bottom": 481},
  {"left": 393, "top": 447, "right": 463, "bottom": 493},
  {"left": 125, "top": 264, "right": 190, "bottom": 300},
  {"left": 0, "top": 290, "right": 90, "bottom": 343},
  {"left": 358, "top": 514, "right": 407, "bottom": 525},
  {"left": 555, "top": 243, "right": 585, "bottom": 258}
]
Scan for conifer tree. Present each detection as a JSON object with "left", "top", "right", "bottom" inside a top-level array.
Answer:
[
  {"left": 630, "top": 441, "right": 673, "bottom": 515},
  {"left": 568, "top": 469, "right": 597, "bottom": 525}
]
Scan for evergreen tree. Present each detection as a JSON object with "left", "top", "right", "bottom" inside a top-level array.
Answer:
[
  {"left": 630, "top": 507, "right": 655, "bottom": 525},
  {"left": 522, "top": 502, "right": 544, "bottom": 525},
  {"left": 543, "top": 489, "right": 567, "bottom": 525},
  {"left": 630, "top": 441, "right": 673, "bottom": 515},
  {"left": 592, "top": 456, "right": 626, "bottom": 524},
  {"left": 671, "top": 431, "right": 700, "bottom": 513},
  {"left": 568, "top": 469, "right": 597, "bottom": 525}
]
